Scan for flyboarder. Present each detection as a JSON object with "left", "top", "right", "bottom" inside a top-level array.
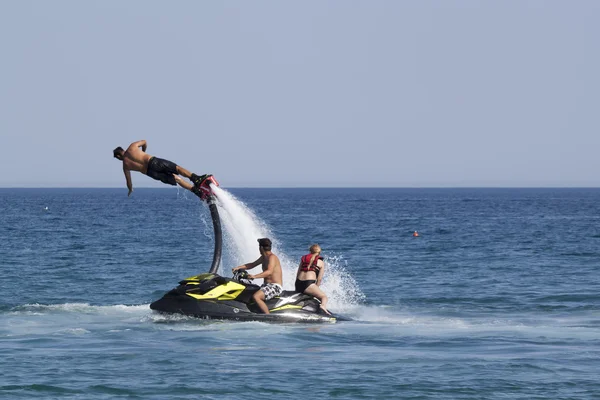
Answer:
[{"left": 113, "top": 140, "right": 210, "bottom": 197}]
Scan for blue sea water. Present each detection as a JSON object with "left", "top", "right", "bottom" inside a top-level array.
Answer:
[{"left": 1, "top": 187, "right": 599, "bottom": 399}]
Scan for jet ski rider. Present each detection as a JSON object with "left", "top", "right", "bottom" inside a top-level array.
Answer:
[
  {"left": 232, "top": 238, "right": 283, "bottom": 314},
  {"left": 295, "top": 244, "right": 329, "bottom": 314}
]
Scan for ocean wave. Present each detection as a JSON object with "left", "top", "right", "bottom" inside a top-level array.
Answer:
[
  {"left": 342, "top": 305, "right": 600, "bottom": 340},
  {"left": 8, "top": 303, "right": 150, "bottom": 316}
]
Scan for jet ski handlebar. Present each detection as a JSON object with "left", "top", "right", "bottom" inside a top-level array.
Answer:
[{"left": 233, "top": 270, "right": 254, "bottom": 284}]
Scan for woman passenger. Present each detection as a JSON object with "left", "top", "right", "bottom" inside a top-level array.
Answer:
[{"left": 295, "top": 244, "right": 329, "bottom": 314}]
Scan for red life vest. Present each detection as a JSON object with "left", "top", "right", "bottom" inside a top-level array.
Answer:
[{"left": 300, "top": 253, "right": 323, "bottom": 272}]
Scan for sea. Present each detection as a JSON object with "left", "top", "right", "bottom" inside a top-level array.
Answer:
[{"left": 1, "top": 187, "right": 599, "bottom": 399}]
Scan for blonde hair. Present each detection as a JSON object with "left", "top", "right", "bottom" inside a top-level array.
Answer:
[
  {"left": 309, "top": 244, "right": 321, "bottom": 254},
  {"left": 305, "top": 244, "right": 322, "bottom": 270}
]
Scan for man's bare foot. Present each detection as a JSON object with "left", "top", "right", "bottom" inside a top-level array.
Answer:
[{"left": 320, "top": 305, "right": 331, "bottom": 315}]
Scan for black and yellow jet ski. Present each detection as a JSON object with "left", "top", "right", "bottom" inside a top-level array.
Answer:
[
  {"left": 150, "top": 270, "right": 346, "bottom": 323},
  {"left": 149, "top": 175, "right": 349, "bottom": 323}
]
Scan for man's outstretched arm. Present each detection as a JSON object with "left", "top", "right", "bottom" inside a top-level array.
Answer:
[{"left": 124, "top": 168, "right": 133, "bottom": 196}]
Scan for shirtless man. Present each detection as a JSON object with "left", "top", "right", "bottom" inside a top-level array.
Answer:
[
  {"left": 232, "top": 238, "right": 283, "bottom": 314},
  {"left": 113, "top": 140, "right": 207, "bottom": 196}
]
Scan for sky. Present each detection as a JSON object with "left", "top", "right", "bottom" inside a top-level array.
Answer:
[{"left": 1, "top": 1, "right": 598, "bottom": 188}]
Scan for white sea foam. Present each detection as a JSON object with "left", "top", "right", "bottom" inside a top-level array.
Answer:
[
  {"left": 54, "top": 328, "right": 91, "bottom": 335},
  {"left": 316, "top": 254, "right": 366, "bottom": 311},
  {"left": 11, "top": 303, "right": 149, "bottom": 316},
  {"left": 210, "top": 186, "right": 275, "bottom": 280},
  {"left": 344, "top": 305, "right": 600, "bottom": 340},
  {"left": 1, "top": 303, "right": 151, "bottom": 338}
]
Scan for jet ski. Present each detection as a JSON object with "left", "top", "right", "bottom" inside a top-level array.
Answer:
[
  {"left": 150, "top": 270, "right": 347, "bottom": 322},
  {"left": 150, "top": 175, "right": 349, "bottom": 323}
]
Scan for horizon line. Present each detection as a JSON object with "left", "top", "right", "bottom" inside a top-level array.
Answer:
[{"left": 1, "top": 186, "right": 600, "bottom": 190}]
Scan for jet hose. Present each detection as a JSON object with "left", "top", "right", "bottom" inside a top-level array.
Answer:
[{"left": 207, "top": 195, "right": 222, "bottom": 274}]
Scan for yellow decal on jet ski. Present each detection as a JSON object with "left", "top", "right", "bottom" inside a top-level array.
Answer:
[
  {"left": 269, "top": 304, "right": 303, "bottom": 312},
  {"left": 185, "top": 281, "right": 246, "bottom": 301}
]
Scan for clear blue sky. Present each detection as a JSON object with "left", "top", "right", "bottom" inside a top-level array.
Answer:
[{"left": 1, "top": 1, "right": 598, "bottom": 188}]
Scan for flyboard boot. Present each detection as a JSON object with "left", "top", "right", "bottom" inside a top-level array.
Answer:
[{"left": 190, "top": 174, "right": 219, "bottom": 201}]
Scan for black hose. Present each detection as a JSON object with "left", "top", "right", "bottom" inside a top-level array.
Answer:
[{"left": 207, "top": 195, "right": 222, "bottom": 274}]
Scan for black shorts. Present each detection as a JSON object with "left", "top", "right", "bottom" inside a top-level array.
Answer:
[
  {"left": 295, "top": 279, "right": 316, "bottom": 293},
  {"left": 146, "top": 157, "right": 178, "bottom": 185}
]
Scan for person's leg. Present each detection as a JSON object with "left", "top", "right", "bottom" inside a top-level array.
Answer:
[
  {"left": 253, "top": 290, "right": 270, "bottom": 314},
  {"left": 304, "top": 284, "right": 330, "bottom": 314},
  {"left": 175, "top": 166, "right": 209, "bottom": 188},
  {"left": 175, "top": 165, "right": 193, "bottom": 179},
  {"left": 173, "top": 175, "right": 193, "bottom": 191}
]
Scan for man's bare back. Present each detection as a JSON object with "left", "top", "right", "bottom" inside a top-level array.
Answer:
[{"left": 122, "top": 142, "right": 152, "bottom": 174}]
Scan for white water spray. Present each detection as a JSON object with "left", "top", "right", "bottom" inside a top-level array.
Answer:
[{"left": 210, "top": 186, "right": 365, "bottom": 311}]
